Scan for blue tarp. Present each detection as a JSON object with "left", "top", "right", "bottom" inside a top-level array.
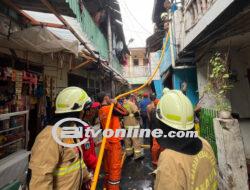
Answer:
[
  {"left": 173, "top": 68, "right": 199, "bottom": 105},
  {"left": 153, "top": 80, "right": 163, "bottom": 98}
]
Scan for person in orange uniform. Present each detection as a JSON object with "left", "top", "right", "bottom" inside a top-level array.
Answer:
[
  {"left": 98, "top": 92, "right": 129, "bottom": 190},
  {"left": 147, "top": 93, "right": 162, "bottom": 165}
]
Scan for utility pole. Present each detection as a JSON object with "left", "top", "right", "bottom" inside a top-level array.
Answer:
[
  {"left": 107, "top": 4, "right": 113, "bottom": 66},
  {"left": 107, "top": 5, "right": 114, "bottom": 96}
]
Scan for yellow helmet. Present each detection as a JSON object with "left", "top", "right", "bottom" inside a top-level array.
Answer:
[
  {"left": 55, "top": 87, "right": 91, "bottom": 114},
  {"left": 156, "top": 88, "right": 194, "bottom": 131}
]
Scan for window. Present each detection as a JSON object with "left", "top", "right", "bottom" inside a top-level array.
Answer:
[
  {"left": 143, "top": 58, "right": 148, "bottom": 65},
  {"left": 133, "top": 59, "right": 139, "bottom": 66}
]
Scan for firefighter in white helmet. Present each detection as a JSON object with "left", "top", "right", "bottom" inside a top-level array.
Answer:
[
  {"left": 29, "top": 87, "right": 93, "bottom": 190},
  {"left": 153, "top": 88, "right": 218, "bottom": 190}
]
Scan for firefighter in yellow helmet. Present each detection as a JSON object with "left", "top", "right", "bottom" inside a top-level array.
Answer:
[
  {"left": 29, "top": 87, "right": 93, "bottom": 190},
  {"left": 154, "top": 88, "right": 218, "bottom": 190}
]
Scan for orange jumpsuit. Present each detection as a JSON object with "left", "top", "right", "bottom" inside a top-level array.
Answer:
[
  {"left": 98, "top": 103, "right": 128, "bottom": 190},
  {"left": 147, "top": 100, "right": 162, "bottom": 166}
]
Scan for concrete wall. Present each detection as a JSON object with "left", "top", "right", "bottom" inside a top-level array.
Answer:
[
  {"left": 229, "top": 48, "right": 250, "bottom": 118},
  {"left": 239, "top": 119, "right": 250, "bottom": 159},
  {"left": 195, "top": 45, "right": 250, "bottom": 159}
]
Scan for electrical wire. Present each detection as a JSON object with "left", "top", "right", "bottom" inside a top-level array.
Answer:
[
  {"left": 120, "top": 0, "right": 152, "bottom": 35},
  {"left": 118, "top": 1, "right": 147, "bottom": 46}
]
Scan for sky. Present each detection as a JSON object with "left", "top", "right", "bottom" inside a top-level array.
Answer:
[{"left": 117, "top": 0, "right": 155, "bottom": 48}]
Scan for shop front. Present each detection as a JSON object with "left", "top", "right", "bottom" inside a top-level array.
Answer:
[{"left": 0, "top": 22, "right": 79, "bottom": 188}]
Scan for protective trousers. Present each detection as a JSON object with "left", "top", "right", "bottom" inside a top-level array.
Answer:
[
  {"left": 124, "top": 126, "right": 143, "bottom": 159},
  {"left": 103, "top": 141, "right": 122, "bottom": 190}
]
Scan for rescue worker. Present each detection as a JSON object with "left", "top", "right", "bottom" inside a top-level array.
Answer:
[
  {"left": 154, "top": 88, "right": 218, "bottom": 190},
  {"left": 139, "top": 93, "right": 151, "bottom": 129},
  {"left": 147, "top": 93, "right": 162, "bottom": 166},
  {"left": 81, "top": 124, "right": 98, "bottom": 173},
  {"left": 146, "top": 93, "right": 159, "bottom": 121},
  {"left": 98, "top": 92, "right": 129, "bottom": 190},
  {"left": 123, "top": 95, "right": 144, "bottom": 160},
  {"left": 29, "top": 87, "right": 93, "bottom": 190},
  {"left": 81, "top": 102, "right": 99, "bottom": 172}
]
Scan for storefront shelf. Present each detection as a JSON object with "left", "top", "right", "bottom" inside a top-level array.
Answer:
[
  {"left": 0, "top": 126, "right": 23, "bottom": 134},
  {"left": 0, "top": 138, "right": 23, "bottom": 149},
  {"left": 0, "top": 111, "right": 29, "bottom": 121}
]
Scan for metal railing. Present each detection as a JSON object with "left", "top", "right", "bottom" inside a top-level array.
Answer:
[
  {"left": 199, "top": 108, "right": 218, "bottom": 159},
  {"left": 123, "top": 65, "right": 151, "bottom": 78},
  {"left": 184, "top": 0, "right": 216, "bottom": 31}
]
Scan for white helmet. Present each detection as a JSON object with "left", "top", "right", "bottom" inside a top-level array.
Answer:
[
  {"left": 156, "top": 88, "right": 194, "bottom": 130},
  {"left": 55, "top": 87, "right": 91, "bottom": 114}
]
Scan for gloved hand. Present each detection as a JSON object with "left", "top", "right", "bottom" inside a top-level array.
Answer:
[{"left": 82, "top": 172, "right": 93, "bottom": 190}]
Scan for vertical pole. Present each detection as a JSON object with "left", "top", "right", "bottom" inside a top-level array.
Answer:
[
  {"left": 107, "top": 7, "right": 113, "bottom": 96},
  {"left": 107, "top": 8, "right": 112, "bottom": 65}
]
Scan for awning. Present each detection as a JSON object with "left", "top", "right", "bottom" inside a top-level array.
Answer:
[{"left": 0, "top": 26, "right": 78, "bottom": 55}]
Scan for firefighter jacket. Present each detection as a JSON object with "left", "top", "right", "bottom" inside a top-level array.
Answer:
[
  {"left": 123, "top": 100, "right": 140, "bottom": 128},
  {"left": 154, "top": 138, "right": 218, "bottom": 190},
  {"left": 29, "top": 126, "right": 91, "bottom": 190}
]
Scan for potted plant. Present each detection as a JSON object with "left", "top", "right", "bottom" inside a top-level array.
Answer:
[{"left": 206, "top": 52, "right": 233, "bottom": 119}]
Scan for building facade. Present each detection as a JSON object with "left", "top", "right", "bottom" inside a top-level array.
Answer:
[
  {"left": 123, "top": 47, "right": 163, "bottom": 97},
  {"left": 153, "top": 0, "right": 250, "bottom": 188},
  {"left": 0, "top": 0, "right": 129, "bottom": 188}
]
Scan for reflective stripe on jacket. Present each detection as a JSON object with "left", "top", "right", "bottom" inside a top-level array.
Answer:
[{"left": 53, "top": 159, "right": 86, "bottom": 177}]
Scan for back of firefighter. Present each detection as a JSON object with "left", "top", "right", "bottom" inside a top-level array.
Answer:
[
  {"left": 29, "top": 87, "right": 92, "bottom": 190},
  {"left": 154, "top": 88, "right": 218, "bottom": 190},
  {"left": 123, "top": 96, "right": 144, "bottom": 159},
  {"left": 98, "top": 92, "right": 129, "bottom": 190}
]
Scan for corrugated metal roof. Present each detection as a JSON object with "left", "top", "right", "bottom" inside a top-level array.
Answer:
[
  {"left": 12, "top": 0, "right": 75, "bottom": 16},
  {"left": 23, "top": 10, "right": 96, "bottom": 53}
]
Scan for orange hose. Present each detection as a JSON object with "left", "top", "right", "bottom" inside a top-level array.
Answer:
[{"left": 91, "top": 29, "right": 171, "bottom": 190}]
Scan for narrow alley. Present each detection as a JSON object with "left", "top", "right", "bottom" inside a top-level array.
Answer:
[{"left": 0, "top": 0, "right": 250, "bottom": 190}]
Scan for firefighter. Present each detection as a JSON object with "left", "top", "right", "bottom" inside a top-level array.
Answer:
[
  {"left": 154, "top": 88, "right": 218, "bottom": 190},
  {"left": 147, "top": 93, "right": 162, "bottom": 166},
  {"left": 123, "top": 95, "right": 144, "bottom": 159},
  {"left": 98, "top": 92, "right": 129, "bottom": 190},
  {"left": 29, "top": 87, "right": 93, "bottom": 190}
]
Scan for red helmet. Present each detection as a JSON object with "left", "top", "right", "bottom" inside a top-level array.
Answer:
[{"left": 143, "top": 93, "right": 148, "bottom": 98}]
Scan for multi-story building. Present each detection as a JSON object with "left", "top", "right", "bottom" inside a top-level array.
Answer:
[
  {"left": 1, "top": 0, "right": 129, "bottom": 98},
  {"left": 149, "top": 0, "right": 250, "bottom": 188},
  {"left": 123, "top": 48, "right": 150, "bottom": 85},
  {"left": 123, "top": 47, "right": 163, "bottom": 97},
  {"left": 147, "top": 0, "right": 198, "bottom": 105},
  {"left": 0, "top": 0, "right": 129, "bottom": 188}
]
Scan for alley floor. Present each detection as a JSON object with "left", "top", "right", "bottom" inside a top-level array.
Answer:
[
  {"left": 120, "top": 148, "right": 155, "bottom": 190},
  {"left": 97, "top": 142, "right": 155, "bottom": 190}
]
